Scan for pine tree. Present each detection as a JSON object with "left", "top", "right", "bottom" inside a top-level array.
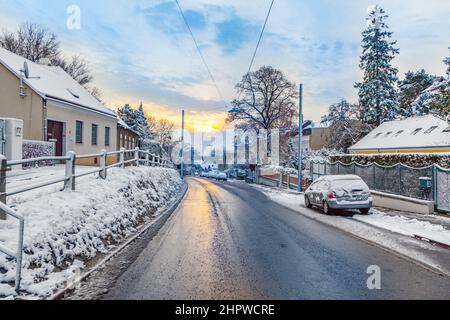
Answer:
[
  {"left": 117, "top": 104, "right": 136, "bottom": 127},
  {"left": 117, "top": 103, "right": 152, "bottom": 141},
  {"left": 136, "top": 102, "right": 152, "bottom": 140},
  {"left": 445, "top": 48, "right": 450, "bottom": 74},
  {"left": 399, "top": 70, "right": 435, "bottom": 116},
  {"left": 413, "top": 47, "right": 450, "bottom": 118},
  {"left": 355, "top": 5, "right": 400, "bottom": 126}
]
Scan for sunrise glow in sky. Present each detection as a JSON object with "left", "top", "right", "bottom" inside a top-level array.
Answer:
[{"left": 1, "top": 0, "right": 449, "bottom": 132}]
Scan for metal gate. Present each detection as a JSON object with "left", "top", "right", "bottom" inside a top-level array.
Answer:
[
  {"left": 436, "top": 166, "right": 450, "bottom": 213},
  {"left": 0, "top": 120, "right": 5, "bottom": 155}
]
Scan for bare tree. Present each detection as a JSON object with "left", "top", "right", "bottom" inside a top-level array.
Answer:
[
  {"left": 146, "top": 115, "right": 158, "bottom": 136},
  {"left": 87, "top": 86, "right": 103, "bottom": 102},
  {"left": 155, "top": 119, "right": 175, "bottom": 151},
  {"left": 0, "top": 22, "right": 60, "bottom": 62},
  {"left": 322, "top": 99, "right": 372, "bottom": 152},
  {"left": 228, "top": 66, "right": 298, "bottom": 130},
  {"left": 53, "top": 55, "right": 93, "bottom": 86},
  {"left": 0, "top": 22, "right": 94, "bottom": 88}
]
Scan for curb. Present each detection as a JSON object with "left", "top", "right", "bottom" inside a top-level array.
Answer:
[{"left": 49, "top": 182, "right": 189, "bottom": 300}]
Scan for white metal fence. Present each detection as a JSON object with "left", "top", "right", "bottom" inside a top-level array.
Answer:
[{"left": 0, "top": 147, "right": 173, "bottom": 294}]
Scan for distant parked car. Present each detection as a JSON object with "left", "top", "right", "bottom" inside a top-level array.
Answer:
[
  {"left": 216, "top": 172, "right": 228, "bottom": 182},
  {"left": 200, "top": 172, "right": 208, "bottom": 178},
  {"left": 208, "top": 171, "right": 219, "bottom": 179},
  {"left": 305, "top": 175, "right": 372, "bottom": 215}
]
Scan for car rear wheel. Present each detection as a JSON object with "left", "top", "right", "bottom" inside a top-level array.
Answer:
[
  {"left": 305, "top": 196, "right": 313, "bottom": 208},
  {"left": 360, "top": 208, "right": 370, "bottom": 215},
  {"left": 323, "top": 201, "right": 332, "bottom": 215}
]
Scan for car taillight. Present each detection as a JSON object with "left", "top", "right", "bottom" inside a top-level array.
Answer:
[{"left": 328, "top": 192, "right": 336, "bottom": 200}]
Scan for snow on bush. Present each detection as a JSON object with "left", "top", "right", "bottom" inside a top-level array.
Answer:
[
  {"left": 0, "top": 167, "right": 184, "bottom": 298},
  {"left": 331, "top": 153, "right": 450, "bottom": 169},
  {"left": 22, "top": 140, "right": 55, "bottom": 167}
]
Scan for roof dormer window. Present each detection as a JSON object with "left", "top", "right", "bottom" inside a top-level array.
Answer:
[
  {"left": 67, "top": 88, "right": 80, "bottom": 99},
  {"left": 394, "top": 130, "right": 404, "bottom": 137},
  {"left": 374, "top": 133, "right": 383, "bottom": 138},
  {"left": 411, "top": 128, "right": 422, "bottom": 135},
  {"left": 444, "top": 126, "right": 450, "bottom": 133}
]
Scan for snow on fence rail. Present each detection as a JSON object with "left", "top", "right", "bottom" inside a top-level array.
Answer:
[
  {"left": 310, "top": 159, "right": 450, "bottom": 214},
  {"left": 0, "top": 147, "right": 173, "bottom": 294}
]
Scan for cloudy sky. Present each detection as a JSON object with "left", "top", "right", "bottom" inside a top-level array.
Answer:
[{"left": 0, "top": 0, "right": 449, "bottom": 131}]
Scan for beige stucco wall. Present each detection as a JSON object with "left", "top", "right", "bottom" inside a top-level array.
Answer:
[
  {"left": 0, "top": 63, "right": 44, "bottom": 140},
  {"left": 46, "top": 100, "right": 118, "bottom": 165},
  {"left": 310, "top": 128, "right": 331, "bottom": 151}
]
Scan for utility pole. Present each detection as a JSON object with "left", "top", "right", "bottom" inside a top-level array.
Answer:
[
  {"left": 297, "top": 84, "right": 303, "bottom": 193},
  {"left": 181, "top": 110, "right": 185, "bottom": 179}
]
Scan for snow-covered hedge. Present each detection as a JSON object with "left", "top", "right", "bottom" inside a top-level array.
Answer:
[
  {"left": 0, "top": 167, "right": 184, "bottom": 298},
  {"left": 22, "top": 140, "right": 55, "bottom": 167},
  {"left": 331, "top": 153, "right": 450, "bottom": 169}
]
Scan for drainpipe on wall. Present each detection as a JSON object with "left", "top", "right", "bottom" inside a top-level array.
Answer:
[{"left": 43, "top": 99, "right": 48, "bottom": 141}]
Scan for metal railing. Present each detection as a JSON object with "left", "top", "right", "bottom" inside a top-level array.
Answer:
[
  {"left": 0, "top": 148, "right": 173, "bottom": 294},
  {"left": 3, "top": 147, "right": 172, "bottom": 197},
  {"left": 0, "top": 155, "right": 24, "bottom": 293}
]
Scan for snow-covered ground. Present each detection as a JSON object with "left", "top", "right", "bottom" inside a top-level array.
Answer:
[
  {"left": 0, "top": 166, "right": 184, "bottom": 299},
  {"left": 251, "top": 184, "right": 450, "bottom": 275},
  {"left": 354, "top": 211, "right": 450, "bottom": 247}
]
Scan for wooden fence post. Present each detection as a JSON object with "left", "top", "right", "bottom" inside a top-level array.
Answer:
[
  {"left": 0, "top": 155, "right": 7, "bottom": 220},
  {"left": 145, "top": 152, "right": 150, "bottom": 167},
  {"left": 64, "top": 151, "right": 76, "bottom": 191},
  {"left": 99, "top": 149, "right": 107, "bottom": 179},
  {"left": 135, "top": 148, "right": 140, "bottom": 167},
  {"left": 120, "top": 148, "right": 125, "bottom": 168}
]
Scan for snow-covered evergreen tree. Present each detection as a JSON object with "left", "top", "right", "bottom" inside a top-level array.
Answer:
[
  {"left": 398, "top": 70, "right": 435, "bottom": 116},
  {"left": 117, "top": 103, "right": 152, "bottom": 141},
  {"left": 117, "top": 104, "right": 136, "bottom": 127},
  {"left": 413, "top": 47, "right": 450, "bottom": 118},
  {"left": 445, "top": 48, "right": 450, "bottom": 74},
  {"left": 355, "top": 5, "right": 400, "bottom": 126}
]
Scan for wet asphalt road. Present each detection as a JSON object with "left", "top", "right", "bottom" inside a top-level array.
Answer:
[{"left": 105, "top": 178, "right": 450, "bottom": 300}]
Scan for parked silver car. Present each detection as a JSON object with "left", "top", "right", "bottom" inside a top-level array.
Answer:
[
  {"left": 305, "top": 175, "right": 373, "bottom": 215},
  {"left": 215, "top": 172, "right": 228, "bottom": 181}
]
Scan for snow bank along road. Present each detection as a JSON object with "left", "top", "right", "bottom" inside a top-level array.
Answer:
[
  {"left": 70, "top": 177, "right": 450, "bottom": 300},
  {"left": 0, "top": 167, "right": 184, "bottom": 299}
]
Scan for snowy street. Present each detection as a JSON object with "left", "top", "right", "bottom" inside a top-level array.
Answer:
[{"left": 66, "top": 178, "right": 450, "bottom": 300}]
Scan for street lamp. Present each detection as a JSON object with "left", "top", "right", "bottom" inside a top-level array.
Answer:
[
  {"left": 298, "top": 84, "right": 304, "bottom": 193},
  {"left": 181, "top": 110, "right": 185, "bottom": 179}
]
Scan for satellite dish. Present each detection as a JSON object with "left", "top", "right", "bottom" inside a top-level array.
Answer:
[{"left": 23, "top": 62, "right": 29, "bottom": 79}]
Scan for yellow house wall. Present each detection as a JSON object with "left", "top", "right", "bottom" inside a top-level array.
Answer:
[
  {"left": 0, "top": 63, "right": 44, "bottom": 140},
  {"left": 46, "top": 100, "right": 118, "bottom": 166}
]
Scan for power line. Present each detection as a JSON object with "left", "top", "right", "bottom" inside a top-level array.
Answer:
[
  {"left": 208, "top": 0, "right": 276, "bottom": 113},
  {"left": 245, "top": 0, "right": 275, "bottom": 77},
  {"left": 175, "top": 0, "right": 228, "bottom": 109}
]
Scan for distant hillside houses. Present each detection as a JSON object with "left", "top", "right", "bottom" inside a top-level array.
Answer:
[{"left": 349, "top": 115, "right": 450, "bottom": 155}]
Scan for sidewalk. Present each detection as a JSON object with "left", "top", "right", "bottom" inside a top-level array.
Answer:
[{"left": 374, "top": 207, "right": 450, "bottom": 230}]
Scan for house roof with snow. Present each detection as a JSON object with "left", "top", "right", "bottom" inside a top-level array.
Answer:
[
  {"left": 0, "top": 47, "right": 115, "bottom": 118},
  {"left": 349, "top": 115, "right": 450, "bottom": 154}
]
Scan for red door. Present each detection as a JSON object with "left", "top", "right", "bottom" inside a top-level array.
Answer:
[{"left": 47, "top": 120, "right": 64, "bottom": 156}]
